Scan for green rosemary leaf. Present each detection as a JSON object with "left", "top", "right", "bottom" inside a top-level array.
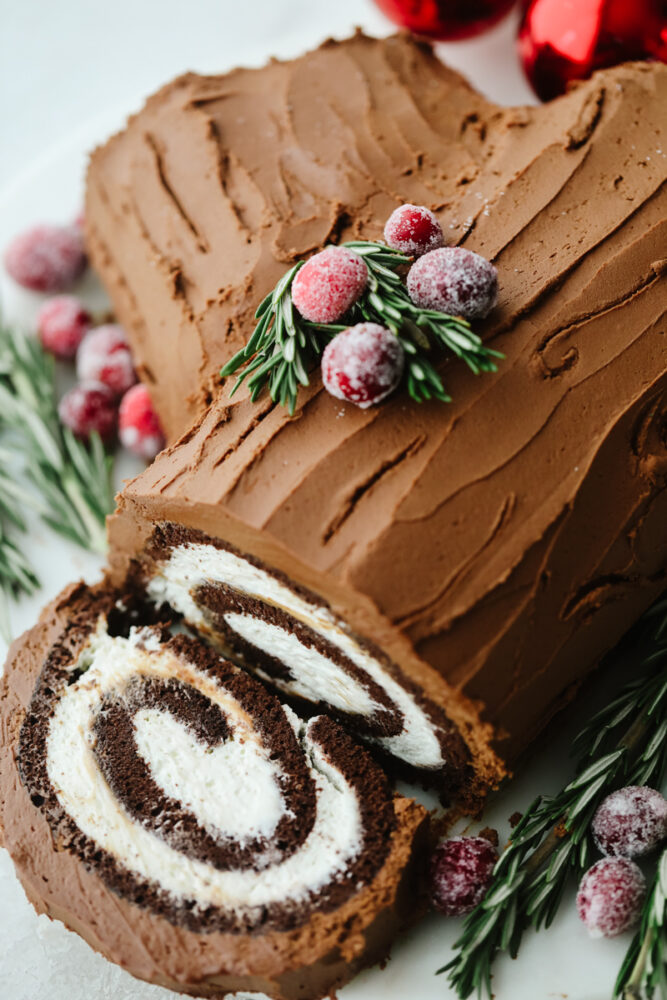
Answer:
[
  {"left": 615, "top": 848, "right": 667, "bottom": 998},
  {"left": 254, "top": 288, "right": 273, "bottom": 320},
  {"left": 0, "top": 513, "right": 40, "bottom": 642}
]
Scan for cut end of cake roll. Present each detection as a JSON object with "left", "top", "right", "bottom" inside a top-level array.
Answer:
[
  {"left": 137, "top": 522, "right": 478, "bottom": 800},
  {"left": 1, "top": 583, "right": 428, "bottom": 1000}
]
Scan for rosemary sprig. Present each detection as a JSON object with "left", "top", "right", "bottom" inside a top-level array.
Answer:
[
  {"left": 0, "top": 459, "right": 40, "bottom": 641},
  {"left": 440, "top": 595, "right": 667, "bottom": 998},
  {"left": 221, "top": 241, "right": 502, "bottom": 413},
  {"left": 616, "top": 848, "right": 667, "bottom": 999},
  {"left": 0, "top": 323, "right": 115, "bottom": 556},
  {"left": 220, "top": 261, "right": 314, "bottom": 415}
]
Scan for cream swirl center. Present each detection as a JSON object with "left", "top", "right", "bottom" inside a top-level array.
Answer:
[{"left": 131, "top": 706, "right": 287, "bottom": 843}]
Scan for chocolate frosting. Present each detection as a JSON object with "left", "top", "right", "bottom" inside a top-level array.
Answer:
[
  {"left": 97, "top": 33, "right": 667, "bottom": 775},
  {"left": 0, "top": 583, "right": 428, "bottom": 1000}
]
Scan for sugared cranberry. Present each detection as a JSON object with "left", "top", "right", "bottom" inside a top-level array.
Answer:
[
  {"left": 592, "top": 786, "right": 667, "bottom": 859},
  {"left": 119, "top": 384, "right": 165, "bottom": 460},
  {"left": 4, "top": 224, "right": 87, "bottom": 293},
  {"left": 430, "top": 836, "right": 498, "bottom": 917},
  {"left": 407, "top": 247, "right": 498, "bottom": 319},
  {"left": 384, "top": 204, "right": 444, "bottom": 257},
  {"left": 321, "top": 323, "right": 404, "bottom": 409},
  {"left": 37, "top": 295, "right": 92, "bottom": 360},
  {"left": 577, "top": 858, "right": 646, "bottom": 939},
  {"left": 76, "top": 324, "right": 136, "bottom": 397},
  {"left": 58, "top": 382, "right": 118, "bottom": 443},
  {"left": 291, "top": 247, "right": 368, "bottom": 324}
]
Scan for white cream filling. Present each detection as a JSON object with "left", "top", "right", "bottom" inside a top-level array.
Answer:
[
  {"left": 147, "top": 542, "right": 444, "bottom": 768},
  {"left": 46, "top": 623, "right": 363, "bottom": 914},
  {"left": 223, "top": 613, "right": 382, "bottom": 717},
  {"left": 132, "top": 708, "right": 289, "bottom": 844}
]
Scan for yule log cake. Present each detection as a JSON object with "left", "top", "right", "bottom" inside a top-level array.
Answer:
[
  {"left": 2, "top": 28, "right": 666, "bottom": 1000},
  {"left": 95, "top": 33, "right": 667, "bottom": 783},
  {"left": 0, "top": 584, "right": 427, "bottom": 1000}
]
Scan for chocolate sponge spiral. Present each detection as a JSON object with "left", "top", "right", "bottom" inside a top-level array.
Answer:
[{"left": 17, "top": 607, "right": 400, "bottom": 933}]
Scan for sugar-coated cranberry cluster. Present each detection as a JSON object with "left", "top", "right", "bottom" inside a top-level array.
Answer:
[
  {"left": 576, "top": 786, "right": 667, "bottom": 938},
  {"left": 287, "top": 203, "right": 498, "bottom": 410},
  {"left": 4, "top": 219, "right": 165, "bottom": 460},
  {"left": 428, "top": 785, "right": 667, "bottom": 943}
]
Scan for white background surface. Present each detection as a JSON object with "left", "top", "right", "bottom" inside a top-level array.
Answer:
[{"left": 0, "top": 3, "right": 660, "bottom": 999}]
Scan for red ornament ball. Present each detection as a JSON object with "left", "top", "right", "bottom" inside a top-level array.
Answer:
[
  {"left": 518, "top": 0, "right": 667, "bottom": 102},
  {"left": 407, "top": 247, "right": 498, "bottom": 319},
  {"left": 576, "top": 858, "right": 646, "bottom": 938},
  {"left": 292, "top": 247, "right": 368, "bottom": 324},
  {"left": 322, "top": 323, "right": 404, "bottom": 409},
  {"left": 4, "top": 224, "right": 87, "bottom": 293},
  {"left": 76, "top": 324, "right": 137, "bottom": 397},
  {"left": 592, "top": 786, "right": 667, "bottom": 859},
  {"left": 37, "top": 295, "right": 91, "bottom": 360},
  {"left": 430, "top": 836, "right": 498, "bottom": 916},
  {"left": 384, "top": 204, "right": 445, "bottom": 257},
  {"left": 372, "top": 0, "right": 516, "bottom": 41},
  {"left": 58, "top": 382, "right": 118, "bottom": 443},
  {"left": 119, "top": 384, "right": 165, "bottom": 460}
]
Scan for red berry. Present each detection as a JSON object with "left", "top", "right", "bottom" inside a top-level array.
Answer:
[
  {"left": 430, "top": 836, "right": 498, "bottom": 917},
  {"left": 592, "top": 786, "right": 667, "bottom": 859},
  {"left": 58, "top": 382, "right": 118, "bottom": 443},
  {"left": 407, "top": 247, "right": 498, "bottom": 319},
  {"left": 577, "top": 858, "right": 646, "bottom": 939},
  {"left": 321, "top": 323, "right": 404, "bottom": 409},
  {"left": 4, "top": 224, "right": 87, "bottom": 293},
  {"left": 76, "top": 324, "right": 136, "bottom": 397},
  {"left": 291, "top": 247, "right": 368, "bottom": 324},
  {"left": 37, "top": 295, "right": 91, "bottom": 360},
  {"left": 119, "top": 384, "right": 165, "bottom": 460},
  {"left": 384, "top": 204, "right": 444, "bottom": 257}
]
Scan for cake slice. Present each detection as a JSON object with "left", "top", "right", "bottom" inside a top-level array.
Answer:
[{"left": 0, "top": 584, "right": 427, "bottom": 1000}]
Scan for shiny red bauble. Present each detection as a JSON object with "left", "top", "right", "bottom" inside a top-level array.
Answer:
[
  {"left": 372, "top": 0, "right": 517, "bottom": 41},
  {"left": 519, "top": 0, "right": 667, "bottom": 101}
]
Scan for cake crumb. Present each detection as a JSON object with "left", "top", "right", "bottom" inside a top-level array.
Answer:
[{"left": 478, "top": 826, "right": 499, "bottom": 847}]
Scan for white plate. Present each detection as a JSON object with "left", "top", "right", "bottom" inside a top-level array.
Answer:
[{"left": 0, "top": 28, "right": 658, "bottom": 1000}]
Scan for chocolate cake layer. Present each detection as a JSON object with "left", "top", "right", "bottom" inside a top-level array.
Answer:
[
  {"left": 102, "top": 37, "right": 667, "bottom": 779},
  {"left": 0, "top": 584, "right": 428, "bottom": 1000}
]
